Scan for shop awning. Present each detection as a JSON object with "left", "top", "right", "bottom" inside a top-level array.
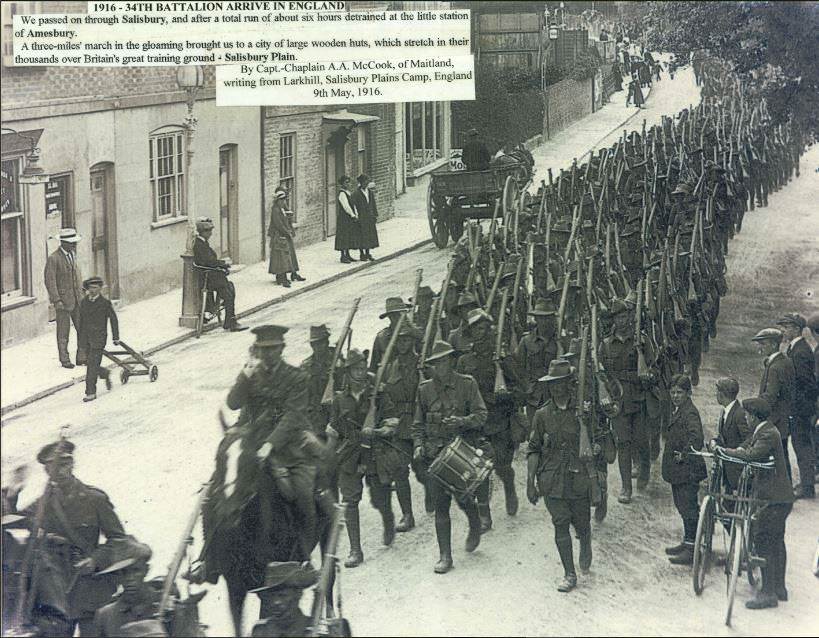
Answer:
[
  {"left": 1, "top": 129, "right": 44, "bottom": 156},
  {"left": 322, "top": 110, "right": 380, "bottom": 125}
]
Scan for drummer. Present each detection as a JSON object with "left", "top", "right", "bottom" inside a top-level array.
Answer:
[
  {"left": 412, "top": 341, "right": 487, "bottom": 574},
  {"left": 526, "top": 359, "right": 593, "bottom": 593}
]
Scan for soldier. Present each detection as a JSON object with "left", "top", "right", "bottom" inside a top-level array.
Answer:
[
  {"left": 379, "top": 321, "right": 421, "bottom": 530},
  {"left": 457, "top": 309, "right": 523, "bottom": 530},
  {"left": 527, "top": 359, "right": 593, "bottom": 593},
  {"left": 412, "top": 341, "right": 486, "bottom": 574},
  {"left": 227, "top": 325, "right": 323, "bottom": 558},
  {"left": 446, "top": 290, "right": 480, "bottom": 355},
  {"left": 776, "top": 313, "right": 818, "bottom": 499},
  {"left": 370, "top": 297, "right": 410, "bottom": 372},
  {"left": 411, "top": 285, "right": 434, "bottom": 333},
  {"left": 599, "top": 299, "right": 652, "bottom": 504},
  {"left": 516, "top": 298, "right": 560, "bottom": 425},
  {"left": 300, "top": 324, "right": 341, "bottom": 435},
  {"left": 249, "top": 561, "right": 318, "bottom": 637},
  {"left": 24, "top": 439, "right": 127, "bottom": 636},
  {"left": 330, "top": 349, "right": 393, "bottom": 568},
  {"left": 93, "top": 537, "right": 165, "bottom": 637},
  {"left": 752, "top": 328, "right": 795, "bottom": 481}
]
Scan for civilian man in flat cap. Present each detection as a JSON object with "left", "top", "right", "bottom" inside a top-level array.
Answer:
[
  {"left": 527, "top": 359, "right": 593, "bottom": 593},
  {"left": 44, "top": 227, "right": 86, "bottom": 368},
  {"left": 719, "top": 397, "right": 794, "bottom": 609},
  {"left": 24, "top": 438, "right": 126, "bottom": 635},
  {"left": 78, "top": 276, "right": 117, "bottom": 403},
  {"left": 752, "top": 328, "right": 795, "bottom": 481},
  {"left": 413, "top": 341, "right": 486, "bottom": 573},
  {"left": 192, "top": 217, "right": 246, "bottom": 332},
  {"left": 93, "top": 537, "right": 164, "bottom": 637},
  {"left": 249, "top": 561, "right": 318, "bottom": 637},
  {"left": 777, "top": 313, "right": 817, "bottom": 498}
]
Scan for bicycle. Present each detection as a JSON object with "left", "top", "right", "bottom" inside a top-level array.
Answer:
[{"left": 687, "top": 447, "right": 774, "bottom": 626}]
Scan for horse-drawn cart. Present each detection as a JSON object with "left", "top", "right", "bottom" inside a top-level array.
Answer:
[{"left": 427, "top": 160, "right": 532, "bottom": 248}]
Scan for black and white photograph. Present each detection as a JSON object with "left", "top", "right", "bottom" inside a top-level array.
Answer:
[{"left": 1, "top": 1, "right": 817, "bottom": 636}]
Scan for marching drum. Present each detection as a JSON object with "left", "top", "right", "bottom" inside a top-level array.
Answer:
[{"left": 428, "top": 437, "right": 493, "bottom": 498}]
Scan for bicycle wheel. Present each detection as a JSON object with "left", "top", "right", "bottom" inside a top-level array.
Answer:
[
  {"left": 725, "top": 519, "right": 742, "bottom": 627},
  {"left": 693, "top": 495, "right": 715, "bottom": 595},
  {"left": 744, "top": 515, "right": 762, "bottom": 590}
]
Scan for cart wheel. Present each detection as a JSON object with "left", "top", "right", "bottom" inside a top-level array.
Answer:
[
  {"left": 120, "top": 370, "right": 130, "bottom": 384},
  {"left": 427, "top": 180, "right": 450, "bottom": 249},
  {"left": 692, "top": 495, "right": 715, "bottom": 595},
  {"left": 449, "top": 213, "right": 465, "bottom": 242},
  {"left": 149, "top": 365, "right": 159, "bottom": 382},
  {"left": 502, "top": 175, "right": 519, "bottom": 226}
]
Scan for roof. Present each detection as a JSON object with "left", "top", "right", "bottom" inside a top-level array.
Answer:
[
  {"left": 1, "top": 129, "right": 44, "bottom": 156},
  {"left": 322, "top": 110, "right": 380, "bottom": 125}
]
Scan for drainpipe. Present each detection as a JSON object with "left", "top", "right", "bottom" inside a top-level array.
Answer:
[{"left": 259, "top": 106, "right": 266, "bottom": 261}]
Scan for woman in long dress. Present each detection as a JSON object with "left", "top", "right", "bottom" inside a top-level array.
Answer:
[
  {"left": 351, "top": 174, "right": 379, "bottom": 261},
  {"left": 335, "top": 175, "right": 359, "bottom": 264},
  {"left": 268, "top": 190, "right": 293, "bottom": 286}
]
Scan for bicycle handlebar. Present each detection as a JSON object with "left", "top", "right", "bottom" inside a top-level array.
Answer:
[{"left": 686, "top": 446, "right": 775, "bottom": 470}]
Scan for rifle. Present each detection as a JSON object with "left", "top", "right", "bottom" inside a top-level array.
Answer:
[
  {"left": 555, "top": 263, "right": 572, "bottom": 357},
  {"left": 159, "top": 481, "right": 211, "bottom": 623},
  {"left": 612, "top": 221, "right": 631, "bottom": 294},
  {"left": 577, "top": 323, "right": 592, "bottom": 459},
  {"left": 485, "top": 259, "right": 504, "bottom": 314},
  {"left": 570, "top": 158, "right": 577, "bottom": 203},
  {"left": 418, "top": 295, "right": 440, "bottom": 381},
  {"left": 434, "top": 258, "right": 457, "bottom": 340},
  {"left": 509, "top": 253, "right": 525, "bottom": 347},
  {"left": 464, "top": 242, "right": 482, "bottom": 293},
  {"left": 494, "top": 287, "right": 510, "bottom": 395},
  {"left": 536, "top": 180, "right": 547, "bottom": 232},
  {"left": 408, "top": 268, "right": 423, "bottom": 324},
  {"left": 604, "top": 224, "right": 617, "bottom": 297},
  {"left": 564, "top": 204, "right": 581, "bottom": 264},
  {"left": 635, "top": 278, "right": 649, "bottom": 378},
  {"left": 321, "top": 298, "right": 361, "bottom": 405},
  {"left": 487, "top": 199, "right": 501, "bottom": 276},
  {"left": 363, "top": 312, "right": 407, "bottom": 431},
  {"left": 309, "top": 503, "right": 346, "bottom": 637}
]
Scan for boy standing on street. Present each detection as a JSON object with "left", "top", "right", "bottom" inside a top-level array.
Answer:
[{"left": 79, "top": 276, "right": 118, "bottom": 402}]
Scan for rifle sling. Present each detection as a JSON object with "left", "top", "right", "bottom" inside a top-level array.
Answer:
[{"left": 49, "top": 488, "right": 96, "bottom": 558}]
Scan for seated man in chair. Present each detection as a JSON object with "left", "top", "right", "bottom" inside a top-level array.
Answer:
[{"left": 193, "top": 217, "right": 247, "bottom": 332}]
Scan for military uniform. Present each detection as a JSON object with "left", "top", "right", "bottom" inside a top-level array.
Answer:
[
  {"left": 527, "top": 360, "right": 592, "bottom": 592},
  {"left": 250, "top": 561, "right": 319, "bottom": 637},
  {"left": 25, "top": 467, "right": 126, "bottom": 635},
  {"left": 515, "top": 328, "right": 559, "bottom": 423},
  {"left": 412, "top": 341, "right": 486, "bottom": 572}
]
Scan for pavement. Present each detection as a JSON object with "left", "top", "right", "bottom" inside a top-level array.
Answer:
[{"left": 1, "top": 74, "right": 657, "bottom": 414}]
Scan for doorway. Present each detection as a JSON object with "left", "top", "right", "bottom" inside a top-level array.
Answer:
[
  {"left": 219, "top": 144, "right": 238, "bottom": 260},
  {"left": 89, "top": 163, "right": 119, "bottom": 299},
  {"left": 324, "top": 127, "right": 349, "bottom": 238}
]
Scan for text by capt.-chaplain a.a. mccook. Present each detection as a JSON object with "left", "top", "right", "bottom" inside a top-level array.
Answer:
[{"left": 216, "top": 55, "right": 474, "bottom": 106}]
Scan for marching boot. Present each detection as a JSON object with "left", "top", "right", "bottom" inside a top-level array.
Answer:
[
  {"left": 501, "top": 469, "right": 519, "bottom": 516},
  {"left": 344, "top": 504, "right": 364, "bottom": 568},
  {"left": 579, "top": 532, "right": 593, "bottom": 572},
  {"left": 434, "top": 515, "right": 453, "bottom": 574},
  {"left": 594, "top": 490, "right": 608, "bottom": 522},
  {"left": 395, "top": 479, "right": 415, "bottom": 532},
  {"left": 424, "top": 483, "right": 435, "bottom": 514},
  {"left": 618, "top": 449, "right": 633, "bottom": 504},
  {"left": 382, "top": 508, "right": 396, "bottom": 547},
  {"left": 464, "top": 503, "right": 482, "bottom": 553},
  {"left": 556, "top": 538, "right": 577, "bottom": 592},
  {"left": 477, "top": 503, "right": 493, "bottom": 533}
]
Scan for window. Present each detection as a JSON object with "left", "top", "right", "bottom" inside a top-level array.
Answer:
[
  {"left": 149, "top": 128, "right": 185, "bottom": 221},
  {"left": 279, "top": 133, "right": 296, "bottom": 218},
  {"left": 356, "top": 126, "right": 368, "bottom": 177},
  {"left": 1, "top": 158, "right": 25, "bottom": 299}
]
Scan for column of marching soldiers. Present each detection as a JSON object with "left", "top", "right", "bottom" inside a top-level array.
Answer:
[{"left": 1, "top": 55, "right": 808, "bottom": 637}]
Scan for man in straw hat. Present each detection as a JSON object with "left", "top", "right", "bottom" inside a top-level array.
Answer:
[
  {"left": 44, "top": 227, "right": 86, "bottom": 368},
  {"left": 752, "top": 327, "right": 795, "bottom": 481},
  {"left": 249, "top": 561, "right": 319, "bottom": 637},
  {"left": 413, "top": 340, "right": 486, "bottom": 574},
  {"left": 527, "top": 359, "right": 593, "bottom": 593}
]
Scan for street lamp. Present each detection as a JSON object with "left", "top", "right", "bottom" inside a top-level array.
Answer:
[
  {"left": 176, "top": 65, "right": 205, "bottom": 328},
  {"left": 1, "top": 127, "right": 49, "bottom": 185}
]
